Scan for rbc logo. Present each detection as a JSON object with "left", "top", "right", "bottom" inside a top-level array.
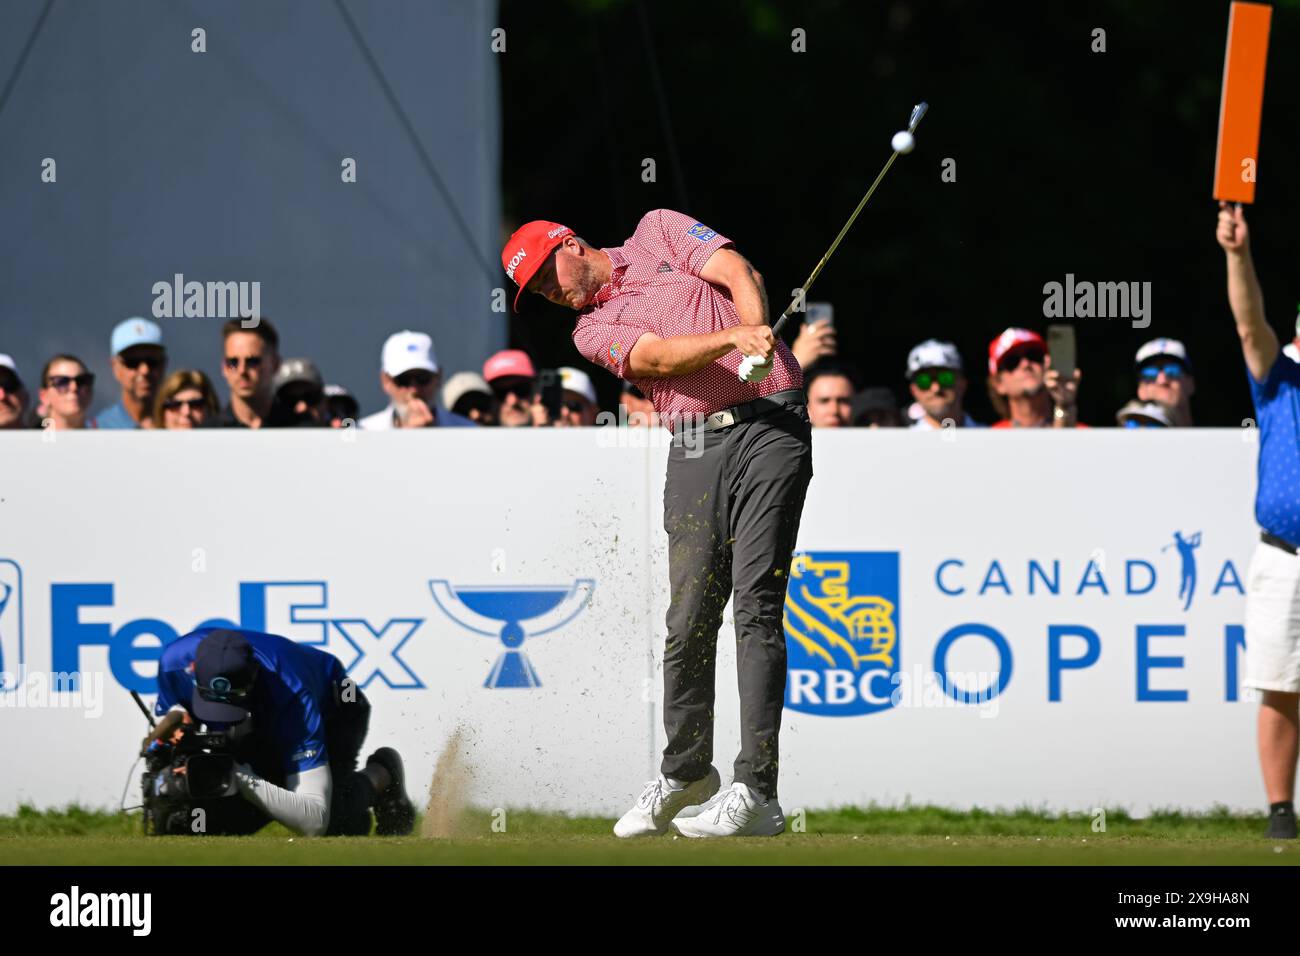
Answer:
[{"left": 784, "top": 551, "right": 900, "bottom": 716}]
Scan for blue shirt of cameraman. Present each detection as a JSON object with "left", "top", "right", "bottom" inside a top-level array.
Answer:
[{"left": 155, "top": 627, "right": 349, "bottom": 777}]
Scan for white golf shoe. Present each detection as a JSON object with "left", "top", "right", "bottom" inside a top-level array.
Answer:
[
  {"left": 613, "top": 766, "right": 721, "bottom": 838},
  {"left": 671, "top": 781, "right": 785, "bottom": 838}
]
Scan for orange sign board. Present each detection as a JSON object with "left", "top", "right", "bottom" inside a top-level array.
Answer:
[{"left": 1213, "top": 2, "right": 1272, "bottom": 203}]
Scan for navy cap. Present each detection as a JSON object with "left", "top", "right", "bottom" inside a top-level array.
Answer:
[
  {"left": 852, "top": 386, "right": 899, "bottom": 418},
  {"left": 192, "top": 630, "right": 260, "bottom": 723}
]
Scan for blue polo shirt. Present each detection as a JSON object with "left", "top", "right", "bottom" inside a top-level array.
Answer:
[
  {"left": 1248, "top": 352, "right": 1300, "bottom": 545},
  {"left": 92, "top": 401, "right": 141, "bottom": 429},
  {"left": 155, "top": 627, "right": 349, "bottom": 778}
]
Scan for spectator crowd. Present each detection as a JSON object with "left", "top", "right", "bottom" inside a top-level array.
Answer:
[
  {"left": 3, "top": 304, "right": 1297, "bottom": 433},
  {"left": 0, "top": 318, "right": 606, "bottom": 432}
]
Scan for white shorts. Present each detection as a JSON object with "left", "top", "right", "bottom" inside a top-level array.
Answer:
[{"left": 1244, "top": 538, "right": 1300, "bottom": 694}]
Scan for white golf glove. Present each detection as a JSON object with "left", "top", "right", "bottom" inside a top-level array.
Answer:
[{"left": 738, "top": 354, "right": 772, "bottom": 383}]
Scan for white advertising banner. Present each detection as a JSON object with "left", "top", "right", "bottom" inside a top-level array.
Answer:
[{"left": 0, "top": 428, "right": 1265, "bottom": 816}]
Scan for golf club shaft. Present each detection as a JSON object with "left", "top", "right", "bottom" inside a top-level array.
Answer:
[
  {"left": 770, "top": 101, "right": 927, "bottom": 339},
  {"left": 770, "top": 150, "right": 902, "bottom": 338}
]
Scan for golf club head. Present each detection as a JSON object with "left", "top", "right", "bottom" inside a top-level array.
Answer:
[{"left": 908, "top": 101, "right": 929, "bottom": 133}]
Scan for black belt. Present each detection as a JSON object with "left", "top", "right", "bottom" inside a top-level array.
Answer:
[
  {"left": 702, "top": 389, "right": 806, "bottom": 431},
  {"left": 1262, "top": 531, "right": 1298, "bottom": 555}
]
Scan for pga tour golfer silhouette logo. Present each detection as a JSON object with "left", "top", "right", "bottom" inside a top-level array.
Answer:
[
  {"left": 1163, "top": 529, "right": 1201, "bottom": 611},
  {"left": 429, "top": 579, "right": 594, "bottom": 688},
  {"left": 784, "top": 552, "right": 900, "bottom": 716}
]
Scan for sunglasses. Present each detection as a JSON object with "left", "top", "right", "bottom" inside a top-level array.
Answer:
[
  {"left": 492, "top": 381, "right": 533, "bottom": 402},
  {"left": 0, "top": 370, "right": 22, "bottom": 393},
  {"left": 46, "top": 373, "right": 95, "bottom": 392},
  {"left": 224, "top": 356, "right": 263, "bottom": 371},
  {"left": 912, "top": 369, "right": 956, "bottom": 390},
  {"left": 997, "top": 348, "right": 1045, "bottom": 373},
  {"left": 456, "top": 395, "right": 494, "bottom": 416},
  {"left": 1138, "top": 362, "right": 1185, "bottom": 381},
  {"left": 563, "top": 399, "right": 588, "bottom": 414},
  {"left": 394, "top": 369, "right": 435, "bottom": 388},
  {"left": 196, "top": 676, "right": 253, "bottom": 705},
  {"left": 163, "top": 397, "right": 206, "bottom": 412},
  {"left": 280, "top": 387, "right": 323, "bottom": 407},
  {"left": 118, "top": 354, "right": 165, "bottom": 372}
]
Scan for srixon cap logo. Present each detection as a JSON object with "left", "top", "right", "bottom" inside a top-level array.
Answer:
[{"left": 505, "top": 248, "right": 527, "bottom": 281}]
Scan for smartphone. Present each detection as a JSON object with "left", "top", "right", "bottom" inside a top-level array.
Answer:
[
  {"left": 1047, "top": 324, "right": 1076, "bottom": 379},
  {"left": 806, "top": 302, "right": 834, "bottom": 328},
  {"left": 537, "top": 368, "right": 563, "bottom": 421}
]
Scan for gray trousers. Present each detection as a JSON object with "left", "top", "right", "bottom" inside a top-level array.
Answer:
[{"left": 660, "top": 397, "right": 813, "bottom": 800}]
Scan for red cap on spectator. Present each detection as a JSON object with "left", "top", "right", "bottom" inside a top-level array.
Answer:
[
  {"left": 483, "top": 349, "right": 537, "bottom": 383},
  {"left": 988, "top": 328, "right": 1046, "bottom": 376},
  {"left": 501, "top": 221, "right": 574, "bottom": 312}
]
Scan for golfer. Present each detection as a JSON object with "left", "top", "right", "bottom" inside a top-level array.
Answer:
[
  {"left": 1217, "top": 201, "right": 1300, "bottom": 840},
  {"left": 504, "top": 210, "right": 812, "bottom": 837}
]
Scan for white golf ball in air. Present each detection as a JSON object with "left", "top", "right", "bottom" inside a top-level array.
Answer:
[{"left": 891, "top": 130, "right": 915, "bottom": 154}]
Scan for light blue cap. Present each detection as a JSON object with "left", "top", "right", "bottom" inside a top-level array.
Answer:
[{"left": 110, "top": 317, "right": 164, "bottom": 356}]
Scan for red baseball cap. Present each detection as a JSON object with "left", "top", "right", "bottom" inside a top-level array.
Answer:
[
  {"left": 483, "top": 349, "right": 537, "bottom": 383},
  {"left": 501, "top": 220, "right": 574, "bottom": 312},
  {"left": 988, "top": 328, "right": 1046, "bottom": 376}
]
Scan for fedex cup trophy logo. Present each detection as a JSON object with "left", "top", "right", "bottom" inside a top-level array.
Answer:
[{"left": 429, "top": 579, "right": 595, "bottom": 688}]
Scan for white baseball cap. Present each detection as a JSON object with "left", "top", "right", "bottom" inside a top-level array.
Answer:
[
  {"left": 442, "top": 371, "right": 491, "bottom": 410},
  {"left": 1116, "top": 399, "right": 1174, "bottom": 427},
  {"left": 558, "top": 366, "right": 596, "bottom": 404},
  {"left": 906, "top": 339, "right": 963, "bottom": 378},
  {"left": 0, "top": 353, "right": 22, "bottom": 390},
  {"left": 381, "top": 330, "right": 439, "bottom": 377},
  {"left": 1135, "top": 337, "right": 1191, "bottom": 370}
]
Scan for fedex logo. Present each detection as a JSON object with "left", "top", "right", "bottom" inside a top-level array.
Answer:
[{"left": 51, "top": 581, "right": 424, "bottom": 693}]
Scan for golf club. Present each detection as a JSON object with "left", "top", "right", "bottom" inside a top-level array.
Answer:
[
  {"left": 737, "top": 102, "right": 927, "bottom": 382},
  {"left": 771, "top": 101, "right": 927, "bottom": 340}
]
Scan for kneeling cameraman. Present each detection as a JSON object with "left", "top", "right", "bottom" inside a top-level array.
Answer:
[{"left": 142, "top": 627, "right": 415, "bottom": 837}]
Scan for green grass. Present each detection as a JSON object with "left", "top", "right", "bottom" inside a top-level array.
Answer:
[{"left": 2, "top": 804, "right": 1294, "bottom": 865}]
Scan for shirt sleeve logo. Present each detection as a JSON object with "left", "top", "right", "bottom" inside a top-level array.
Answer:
[
  {"left": 686, "top": 222, "right": 717, "bottom": 242},
  {"left": 609, "top": 342, "right": 622, "bottom": 365}
]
